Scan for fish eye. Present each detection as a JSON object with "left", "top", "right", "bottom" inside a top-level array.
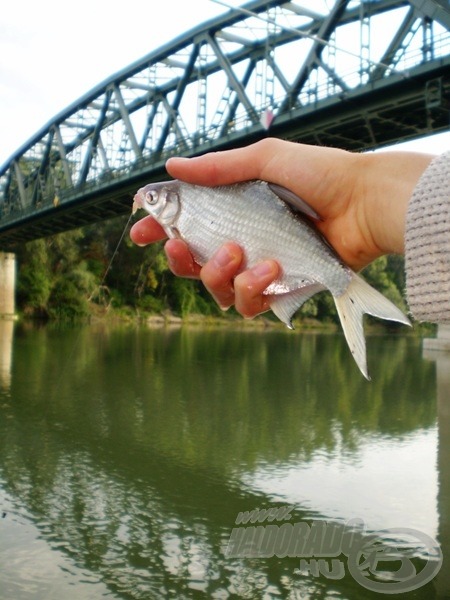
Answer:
[{"left": 145, "top": 190, "right": 158, "bottom": 205}]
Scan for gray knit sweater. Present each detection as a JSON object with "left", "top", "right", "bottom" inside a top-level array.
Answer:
[{"left": 405, "top": 151, "right": 450, "bottom": 323}]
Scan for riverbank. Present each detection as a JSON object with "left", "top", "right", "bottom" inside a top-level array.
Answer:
[
  {"left": 21, "top": 300, "right": 432, "bottom": 338},
  {"left": 85, "top": 302, "right": 337, "bottom": 331},
  {"left": 93, "top": 299, "right": 438, "bottom": 334}
]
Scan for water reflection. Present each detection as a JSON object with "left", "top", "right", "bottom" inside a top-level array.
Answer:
[
  {"left": 0, "top": 324, "right": 442, "bottom": 598},
  {"left": 0, "top": 319, "right": 13, "bottom": 390},
  {"left": 424, "top": 348, "right": 450, "bottom": 598}
]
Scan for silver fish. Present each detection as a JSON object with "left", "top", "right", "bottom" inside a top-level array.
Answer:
[{"left": 133, "top": 179, "right": 410, "bottom": 379}]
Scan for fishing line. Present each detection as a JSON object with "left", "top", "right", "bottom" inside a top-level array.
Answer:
[
  {"left": 99, "top": 212, "right": 134, "bottom": 290},
  {"left": 209, "top": 0, "right": 406, "bottom": 78},
  {"left": 50, "top": 211, "right": 134, "bottom": 399},
  {"left": 86, "top": 211, "right": 134, "bottom": 304}
]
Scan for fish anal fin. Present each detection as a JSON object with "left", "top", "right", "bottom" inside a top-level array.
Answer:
[{"left": 269, "top": 283, "right": 325, "bottom": 328}]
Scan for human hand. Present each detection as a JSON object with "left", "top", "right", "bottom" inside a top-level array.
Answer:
[{"left": 130, "top": 138, "right": 433, "bottom": 318}]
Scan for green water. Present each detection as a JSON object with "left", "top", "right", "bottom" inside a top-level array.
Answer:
[{"left": 0, "top": 322, "right": 448, "bottom": 599}]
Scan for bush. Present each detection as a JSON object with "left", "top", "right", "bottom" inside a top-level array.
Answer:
[{"left": 47, "top": 278, "right": 89, "bottom": 319}]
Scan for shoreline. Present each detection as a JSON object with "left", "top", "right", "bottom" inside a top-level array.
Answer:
[{"left": 12, "top": 306, "right": 433, "bottom": 338}]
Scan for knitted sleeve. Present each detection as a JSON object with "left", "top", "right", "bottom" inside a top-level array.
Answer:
[{"left": 405, "top": 151, "right": 450, "bottom": 323}]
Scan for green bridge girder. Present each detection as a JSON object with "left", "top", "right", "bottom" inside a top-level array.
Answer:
[{"left": 0, "top": 0, "right": 449, "bottom": 249}]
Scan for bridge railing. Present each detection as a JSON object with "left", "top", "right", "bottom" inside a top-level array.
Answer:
[{"left": 1, "top": 0, "right": 450, "bottom": 234}]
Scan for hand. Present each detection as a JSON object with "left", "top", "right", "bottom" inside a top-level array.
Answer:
[{"left": 130, "top": 138, "right": 433, "bottom": 318}]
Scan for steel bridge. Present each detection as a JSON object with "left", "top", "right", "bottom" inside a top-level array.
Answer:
[{"left": 1, "top": 0, "right": 449, "bottom": 249}]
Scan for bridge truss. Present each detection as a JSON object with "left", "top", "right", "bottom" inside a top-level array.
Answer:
[{"left": 1, "top": 0, "right": 450, "bottom": 247}]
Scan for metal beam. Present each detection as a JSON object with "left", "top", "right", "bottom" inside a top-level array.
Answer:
[
  {"left": 408, "top": 0, "right": 450, "bottom": 30},
  {"left": 53, "top": 125, "right": 73, "bottom": 188},
  {"left": 112, "top": 85, "right": 141, "bottom": 161},
  {"left": 279, "top": 0, "right": 351, "bottom": 113},
  {"left": 1, "top": 0, "right": 449, "bottom": 248},
  {"left": 155, "top": 43, "right": 201, "bottom": 154},
  {"left": 13, "top": 162, "right": 26, "bottom": 210},
  {"left": 219, "top": 58, "right": 256, "bottom": 137},
  {"left": 205, "top": 32, "right": 259, "bottom": 124},
  {"left": 78, "top": 89, "right": 112, "bottom": 185},
  {"left": 370, "top": 6, "right": 417, "bottom": 80}
]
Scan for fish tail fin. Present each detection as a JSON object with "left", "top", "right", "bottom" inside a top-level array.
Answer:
[{"left": 334, "top": 274, "right": 411, "bottom": 380}]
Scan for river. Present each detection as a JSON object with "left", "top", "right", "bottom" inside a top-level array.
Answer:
[{"left": 0, "top": 321, "right": 448, "bottom": 599}]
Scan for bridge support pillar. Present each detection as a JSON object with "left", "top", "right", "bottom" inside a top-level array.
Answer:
[
  {"left": 0, "top": 252, "right": 16, "bottom": 319},
  {"left": 424, "top": 325, "right": 450, "bottom": 351}
]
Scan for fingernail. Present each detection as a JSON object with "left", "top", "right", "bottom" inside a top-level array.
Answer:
[
  {"left": 252, "top": 261, "right": 275, "bottom": 278},
  {"left": 213, "top": 246, "right": 234, "bottom": 268},
  {"left": 166, "top": 156, "right": 190, "bottom": 165}
]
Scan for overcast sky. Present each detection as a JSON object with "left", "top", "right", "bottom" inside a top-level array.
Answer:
[
  {"left": 1, "top": 0, "right": 449, "bottom": 167},
  {"left": 0, "top": 0, "right": 236, "bottom": 165}
]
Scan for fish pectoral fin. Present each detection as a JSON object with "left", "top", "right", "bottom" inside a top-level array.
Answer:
[
  {"left": 267, "top": 182, "right": 321, "bottom": 221},
  {"left": 269, "top": 283, "right": 325, "bottom": 328}
]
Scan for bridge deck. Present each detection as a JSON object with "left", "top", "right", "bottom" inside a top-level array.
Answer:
[{"left": 1, "top": 0, "right": 449, "bottom": 249}]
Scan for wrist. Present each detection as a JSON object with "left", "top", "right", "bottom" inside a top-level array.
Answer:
[{"left": 360, "top": 151, "right": 434, "bottom": 258}]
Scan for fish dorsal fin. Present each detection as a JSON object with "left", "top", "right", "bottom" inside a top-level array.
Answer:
[{"left": 268, "top": 183, "right": 321, "bottom": 221}]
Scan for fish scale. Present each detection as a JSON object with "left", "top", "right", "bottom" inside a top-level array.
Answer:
[
  {"left": 174, "top": 181, "right": 350, "bottom": 297},
  {"left": 133, "top": 178, "right": 411, "bottom": 379}
]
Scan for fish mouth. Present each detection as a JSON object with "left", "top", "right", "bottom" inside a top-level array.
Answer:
[{"left": 132, "top": 190, "right": 145, "bottom": 214}]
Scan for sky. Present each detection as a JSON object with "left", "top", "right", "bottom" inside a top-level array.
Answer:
[
  {"left": 0, "top": 0, "right": 238, "bottom": 166},
  {"left": 1, "top": 0, "right": 449, "bottom": 167}
]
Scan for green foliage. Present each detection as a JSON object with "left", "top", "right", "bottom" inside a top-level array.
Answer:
[
  {"left": 362, "top": 255, "right": 407, "bottom": 313},
  {"left": 16, "top": 239, "right": 52, "bottom": 316},
  {"left": 47, "top": 263, "right": 98, "bottom": 319},
  {"left": 16, "top": 232, "right": 99, "bottom": 319},
  {"left": 47, "top": 278, "right": 88, "bottom": 319},
  {"left": 135, "top": 294, "right": 165, "bottom": 314},
  {"left": 16, "top": 216, "right": 409, "bottom": 324},
  {"left": 170, "top": 277, "right": 220, "bottom": 317}
]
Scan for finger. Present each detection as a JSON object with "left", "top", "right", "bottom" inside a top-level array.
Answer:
[
  {"left": 166, "top": 143, "right": 271, "bottom": 186},
  {"left": 130, "top": 215, "right": 167, "bottom": 246},
  {"left": 165, "top": 139, "right": 352, "bottom": 217},
  {"left": 200, "top": 243, "right": 243, "bottom": 310},
  {"left": 165, "top": 239, "right": 201, "bottom": 279},
  {"left": 234, "top": 260, "right": 280, "bottom": 319}
]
